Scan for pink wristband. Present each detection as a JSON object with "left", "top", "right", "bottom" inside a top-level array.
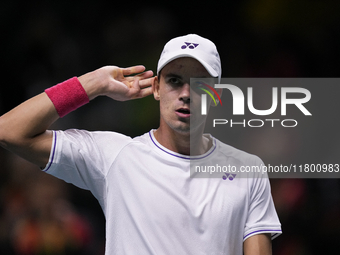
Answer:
[{"left": 45, "top": 77, "right": 89, "bottom": 117}]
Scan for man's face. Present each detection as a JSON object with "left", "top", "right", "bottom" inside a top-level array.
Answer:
[{"left": 153, "top": 57, "right": 213, "bottom": 135}]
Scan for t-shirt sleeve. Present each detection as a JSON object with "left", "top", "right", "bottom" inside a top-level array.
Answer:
[
  {"left": 41, "top": 129, "right": 132, "bottom": 209},
  {"left": 243, "top": 157, "right": 282, "bottom": 241}
]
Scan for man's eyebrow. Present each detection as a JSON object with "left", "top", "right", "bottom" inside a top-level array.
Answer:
[
  {"left": 164, "top": 73, "right": 212, "bottom": 79},
  {"left": 164, "top": 73, "right": 182, "bottom": 79}
]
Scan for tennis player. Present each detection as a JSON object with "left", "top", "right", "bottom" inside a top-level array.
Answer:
[{"left": 0, "top": 34, "right": 281, "bottom": 254}]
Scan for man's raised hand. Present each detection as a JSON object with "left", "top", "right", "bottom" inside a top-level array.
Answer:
[{"left": 79, "top": 65, "right": 154, "bottom": 101}]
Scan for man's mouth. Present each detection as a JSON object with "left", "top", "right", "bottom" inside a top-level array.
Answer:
[{"left": 175, "top": 108, "right": 191, "bottom": 118}]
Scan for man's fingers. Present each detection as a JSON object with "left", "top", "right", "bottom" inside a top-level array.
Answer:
[
  {"left": 137, "top": 70, "right": 154, "bottom": 79},
  {"left": 122, "top": 65, "right": 146, "bottom": 76},
  {"left": 136, "top": 86, "right": 153, "bottom": 99},
  {"left": 122, "top": 66, "right": 153, "bottom": 81},
  {"left": 124, "top": 71, "right": 154, "bottom": 88},
  {"left": 139, "top": 76, "right": 155, "bottom": 88}
]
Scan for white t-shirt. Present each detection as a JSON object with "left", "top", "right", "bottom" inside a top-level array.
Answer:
[{"left": 43, "top": 129, "right": 282, "bottom": 255}]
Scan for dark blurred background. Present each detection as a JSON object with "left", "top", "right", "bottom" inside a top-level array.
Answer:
[{"left": 1, "top": 0, "right": 340, "bottom": 254}]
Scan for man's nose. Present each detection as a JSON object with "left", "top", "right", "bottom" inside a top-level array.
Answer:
[{"left": 179, "top": 83, "right": 191, "bottom": 102}]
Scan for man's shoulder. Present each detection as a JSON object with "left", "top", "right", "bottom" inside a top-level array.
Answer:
[
  {"left": 59, "top": 129, "right": 131, "bottom": 142},
  {"left": 58, "top": 129, "right": 153, "bottom": 147},
  {"left": 212, "top": 136, "right": 263, "bottom": 165},
  {"left": 55, "top": 129, "right": 154, "bottom": 163},
  {"left": 90, "top": 130, "right": 153, "bottom": 150}
]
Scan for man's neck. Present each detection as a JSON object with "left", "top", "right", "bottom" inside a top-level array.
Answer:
[{"left": 153, "top": 126, "right": 211, "bottom": 156}]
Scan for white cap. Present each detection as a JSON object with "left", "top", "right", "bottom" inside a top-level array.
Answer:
[{"left": 157, "top": 34, "right": 221, "bottom": 82}]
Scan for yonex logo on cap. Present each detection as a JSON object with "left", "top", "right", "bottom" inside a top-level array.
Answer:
[{"left": 181, "top": 42, "right": 199, "bottom": 49}]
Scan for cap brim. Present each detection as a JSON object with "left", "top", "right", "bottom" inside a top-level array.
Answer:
[{"left": 157, "top": 51, "right": 219, "bottom": 78}]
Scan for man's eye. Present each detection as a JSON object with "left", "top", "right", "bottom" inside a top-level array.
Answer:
[{"left": 168, "top": 78, "right": 180, "bottom": 85}]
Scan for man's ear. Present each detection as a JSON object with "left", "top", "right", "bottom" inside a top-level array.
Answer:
[{"left": 152, "top": 76, "right": 160, "bottom": 101}]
